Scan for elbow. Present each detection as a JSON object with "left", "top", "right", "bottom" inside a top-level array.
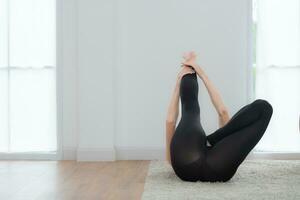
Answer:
[
  {"left": 165, "top": 119, "right": 176, "bottom": 125},
  {"left": 166, "top": 110, "right": 179, "bottom": 125},
  {"left": 219, "top": 109, "right": 230, "bottom": 126},
  {"left": 219, "top": 108, "right": 229, "bottom": 118}
]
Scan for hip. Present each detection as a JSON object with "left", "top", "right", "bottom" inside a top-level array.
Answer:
[{"left": 171, "top": 158, "right": 221, "bottom": 182}]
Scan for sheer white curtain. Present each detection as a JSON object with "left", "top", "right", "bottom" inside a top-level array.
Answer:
[
  {"left": 0, "top": 0, "right": 57, "bottom": 152},
  {"left": 254, "top": 0, "right": 300, "bottom": 152}
]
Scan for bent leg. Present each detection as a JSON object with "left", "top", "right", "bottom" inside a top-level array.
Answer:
[
  {"left": 207, "top": 99, "right": 270, "bottom": 146},
  {"left": 205, "top": 100, "right": 273, "bottom": 181}
]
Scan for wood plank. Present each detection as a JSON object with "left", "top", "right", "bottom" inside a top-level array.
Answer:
[{"left": 0, "top": 160, "right": 150, "bottom": 200}]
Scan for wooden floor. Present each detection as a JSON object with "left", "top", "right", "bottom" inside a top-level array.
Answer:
[{"left": 0, "top": 160, "right": 150, "bottom": 200}]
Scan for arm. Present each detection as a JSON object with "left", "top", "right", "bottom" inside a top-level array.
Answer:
[
  {"left": 166, "top": 79, "right": 180, "bottom": 125},
  {"left": 193, "top": 64, "right": 230, "bottom": 127},
  {"left": 165, "top": 78, "right": 180, "bottom": 165}
]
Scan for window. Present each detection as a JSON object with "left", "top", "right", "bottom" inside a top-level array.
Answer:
[
  {"left": 0, "top": 0, "right": 57, "bottom": 152},
  {"left": 253, "top": 0, "right": 300, "bottom": 152}
]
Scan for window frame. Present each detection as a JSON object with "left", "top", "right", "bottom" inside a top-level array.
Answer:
[
  {"left": 246, "top": 0, "right": 300, "bottom": 159},
  {"left": 0, "top": 0, "right": 63, "bottom": 160}
]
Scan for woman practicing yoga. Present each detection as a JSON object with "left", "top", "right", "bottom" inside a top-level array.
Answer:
[{"left": 165, "top": 51, "right": 273, "bottom": 182}]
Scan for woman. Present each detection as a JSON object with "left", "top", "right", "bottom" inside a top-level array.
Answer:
[{"left": 165, "top": 51, "right": 273, "bottom": 182}]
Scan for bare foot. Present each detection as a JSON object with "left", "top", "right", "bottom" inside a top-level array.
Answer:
[{"left": 182, "top": 51, "right": 197, "bottom": 68}]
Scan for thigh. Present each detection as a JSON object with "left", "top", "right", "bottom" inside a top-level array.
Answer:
[
  {"left": 171, "top": 157, "right": 203, "bottom": 182},
  {"left": 205, "top": 115, "right": 272, "bottom": 181},
  {"left": 207, "top": 99, "right": 268, "bottom": 146}
]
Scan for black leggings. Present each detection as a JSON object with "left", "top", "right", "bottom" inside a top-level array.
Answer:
[{"left": 170, "top": 73, "right": 273, "bottom": 182}]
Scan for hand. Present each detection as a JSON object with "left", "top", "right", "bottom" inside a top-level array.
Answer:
[{"left": 181, "top": 51, "right": 197, "bottom": 68}]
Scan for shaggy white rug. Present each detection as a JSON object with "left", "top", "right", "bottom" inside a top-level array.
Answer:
[{"left": 142, "top": 160, "right": 300, "bottom": 200}]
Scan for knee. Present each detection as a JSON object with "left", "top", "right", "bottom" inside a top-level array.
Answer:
[
  {"left": 253, "top": 99, "right": 273, "bottom": 116},
  {"left": 253, "top": 99, "right": 269, "bottom": 106}
]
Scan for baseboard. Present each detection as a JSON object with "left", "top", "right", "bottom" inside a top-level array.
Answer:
[
  {"left": 0, "top": 151, "right": 57, "bottom": 160},
  {"left": 247, "top": 151, "right": 300, "bottom": 160},
  {"left": 63, "top": 147, "right": 77, "bottom": 160},
  {"left": 62, "top": 146, "right": 300, "bottom": 161},
  {"left": 76, "top": 147, "right": 116, "bottom": 161},
  {"left": 115, "top": 146, "right": 165, "bottom": 160},
  {"left": 62, "top": 146, "right": 164, "bottom": 161}
]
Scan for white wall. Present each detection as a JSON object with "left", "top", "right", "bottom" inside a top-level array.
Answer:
[
  {"left": 61, "top": 0, "right": 251, "bottom": 161},
  {"left": 77, "top": 0, "right": 116, "bottom": 160}
]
